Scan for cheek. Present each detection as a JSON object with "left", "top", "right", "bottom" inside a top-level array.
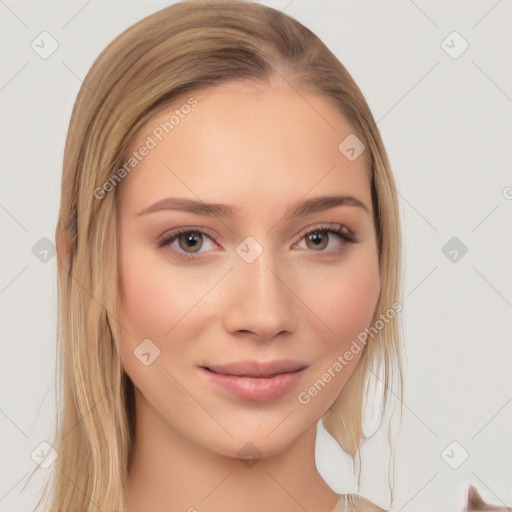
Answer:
[
  {"left": 293, "top": 252, "right": 380, "bottom": 411},
  {"left": 119, "top": 249, "right": 169, "bottom": 337},
  {"left": 118, "top": 243, "right": 208, "bottom": 340},
  {"left": 301, "top": 249, "right": 380, "bottom": 349}
]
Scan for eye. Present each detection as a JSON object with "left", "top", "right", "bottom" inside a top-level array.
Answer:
[
  {"left": 156, "top": 223, "right": 357, "bottom": 261},
  {"left": 292, "top": 223, "right": 356, "bottom": 255},
  {"left": 156, "top": 227, "right": 218, "bottom": 260}
]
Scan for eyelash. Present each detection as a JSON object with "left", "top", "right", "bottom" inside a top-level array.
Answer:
[{"left": 155, "top": 224, "right": 358, "bottom": 262}]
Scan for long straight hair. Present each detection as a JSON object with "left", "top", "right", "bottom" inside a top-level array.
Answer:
[{"left": 30, "top": 1, "right": 403, "bottom": 510}]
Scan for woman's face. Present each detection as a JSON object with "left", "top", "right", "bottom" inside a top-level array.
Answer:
[{"left": 115, "top": 80, "right": 380, "bottom": 459}]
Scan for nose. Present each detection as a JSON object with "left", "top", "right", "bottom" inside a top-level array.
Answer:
[{"left": 222, "top": 246, "right": 298, "bottom": 340}]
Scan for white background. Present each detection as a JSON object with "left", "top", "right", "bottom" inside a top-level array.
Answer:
[{"left": 0, "top": 1, "right": 511, "bottom": 511}]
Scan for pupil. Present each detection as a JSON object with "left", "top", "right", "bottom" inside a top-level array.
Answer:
[
  {"left": 181, "top": 232, "right": 201, "bottom": 252},
  {"left": 308, "top": 230, "right": 327, "bottom": 250},
  {"left": 311, "top": 232, "right": 323, "bottom": 244}
]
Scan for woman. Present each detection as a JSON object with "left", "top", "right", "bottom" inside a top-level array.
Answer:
[{"left": 35, "top": 1, "right": 405, "bottom": 510}]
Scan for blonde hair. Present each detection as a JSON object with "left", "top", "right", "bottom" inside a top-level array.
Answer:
[{"left": 30, "top": 1, "right": 403, "bottom": 510}]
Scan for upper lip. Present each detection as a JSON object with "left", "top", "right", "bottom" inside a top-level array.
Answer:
[{"left": 201, "top": 359, "right": 309, "bottom": 378}]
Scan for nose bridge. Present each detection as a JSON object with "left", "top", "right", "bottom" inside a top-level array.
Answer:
[
  {"left": 238, "top": 240, "right": 284, "bottom": 309},
  {"left": 242, "top": 245, "right": 278, "bottom": 297},
  {"left": 223, "top": 237, "right": 297, "bottom": 337}
]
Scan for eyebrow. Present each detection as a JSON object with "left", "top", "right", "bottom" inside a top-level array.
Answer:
[{"left": 136, "top": 194, "right": 371, "bottom": 218}]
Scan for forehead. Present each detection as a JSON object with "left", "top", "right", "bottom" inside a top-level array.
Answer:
[{"left": 118, "top": 81, "right": 371, "bottom": 217}]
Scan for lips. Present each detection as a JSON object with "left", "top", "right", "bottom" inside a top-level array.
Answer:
[
  {"left": 200, "top": 359, "right": 308, "bottom": 378},
  {"left": 198, "top": 359, "right": 309, "bottom": 401}
]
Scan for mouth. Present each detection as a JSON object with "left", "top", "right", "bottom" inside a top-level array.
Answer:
[
  {"left": 198, "top": 360, "right": 309, "bottom": 401},
  {"left": 201, "top": 367, "right": 306, "bottom": 378},
  {"left": 200, "top": 359, "right": 309, "bottom": 378}
]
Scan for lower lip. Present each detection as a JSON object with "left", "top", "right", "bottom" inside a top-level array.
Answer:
[{"left": 199, "top": 367, "right": 306, "bottom": 401}]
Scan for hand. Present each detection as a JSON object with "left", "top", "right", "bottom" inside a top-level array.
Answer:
[{"left": 464, "top": 483, "right": 512, "bottom": 511}]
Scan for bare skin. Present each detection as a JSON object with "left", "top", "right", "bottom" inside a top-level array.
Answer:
[{"left": 115, "top": 78, "right": 380, "bottom": 512}]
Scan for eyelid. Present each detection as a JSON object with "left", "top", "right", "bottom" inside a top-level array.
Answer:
[
  {"left": 293, "top": 222, "right": 355, "bottom": 244},
  {"left": 157, "top": 225, "right": 220, "bottom": 243}
]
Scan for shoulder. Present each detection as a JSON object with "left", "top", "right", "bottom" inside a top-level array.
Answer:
[{"left": 335, "top": 493, "right": 388, "bottom": 512}]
